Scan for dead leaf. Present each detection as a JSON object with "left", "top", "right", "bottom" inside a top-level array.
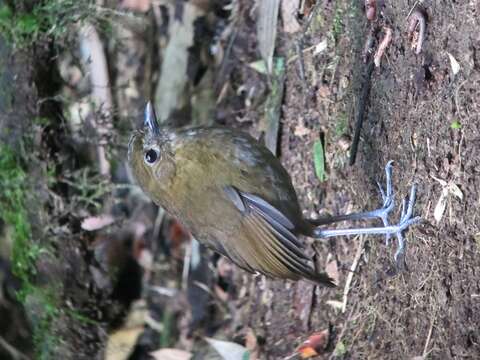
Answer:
[
  {"left": 430, "top": 174, "right": 447, "bottom": 187},
  {"left": 120, "top": 0, "right": 151, "bottom": 12},
  {"left": 296, "top": 329, "right": 329, "bottom": 358},
  {"left": 81, "top": 214, "right": 115, "bottom": 231},
  {"left": 373, "top": 26, "right": 392, "bottom": 68},
  {"left": 301, "top": 0, "right": 317, "bottom": 17},
  {"left": 447, "top": 183, "right": 463, "bottom": 201},
  {"left": 245, "top": 328, "right": 259, "bottom": 360},
  {"left": 325, "top": 257, "right": 339, "bottom": 285},
  {"left": 433, "top": 187, "right": 449, "bottom": 223},
  {"left": 245, "top": 328, "right": 257, "bottom": 351},
  {"left": 474, "top": 233, "right": 480, "bottom": 249},
  {"left": 206, "top": 338, "right": 249, "bottom": 360},
  {"left": 431, "top": 176, "right": 464, "bottom": 223},
  {"left": 294, "top": 122, "right": 311, "bottom": 137},
  {"left": 325, "top": 300, "right": 343, "bottom": 310},
  {"left": 447, "top": 52, "right": 460, "bottom": 75},
  {"left": 281, "top": 0, "right": 301, "bottom": 34},
  {"left": 313, "top": 38, "right": 328, "bottom": 55},
  {"left": 249, "top": 60, "right": 269, "bottom": 74},
  {"left": 150, "top": 349, "right": 192, "bottom": 360},
  {"left": 106, "top": 326, "right": 144, "bottom": 360},
  {"left": 317, "top": 85, "right": 331, "bottom": 98}
]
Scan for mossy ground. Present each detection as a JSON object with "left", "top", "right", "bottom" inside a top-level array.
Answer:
[{"left": 0, "top": 145, "right": 61, "bottom": 358}]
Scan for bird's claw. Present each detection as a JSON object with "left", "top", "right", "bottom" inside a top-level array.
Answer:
[
  {"left": 375, "top": 162, "right": 419, "bottom": 268},
  {"left": 374, "top": 161, "right": 395, "bottom": 246},
  {"left": 392, "top": 184, "right": 420, "bottom": 265}
]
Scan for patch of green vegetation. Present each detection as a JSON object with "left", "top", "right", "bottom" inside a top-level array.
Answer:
[
  {"left": 334, "top": 112, "right": 348, "bottom": 138},
  {"left": 450, "top": 120, "right": 462, "bottom": 130},
  {"left": 334, "top": 340, "right": 347, "bottom": 356},
  {"left": 313, "top": 139, "right": 327, "bottom": 182},
  {"left": 0, "top": 144, "right": 60, "bottom": 358},
  {"left": 304, "top": 7, "right": 325, "bottom": 36},
  {"left": 0, "top": 0, "right": 93, "bottom": 48},
  {"left": 33, "top": 116, "right": 52, "bottom": 126},
  {"left": 0, "top": 145, "right": 35, "bottom": 292},
  {"left": 61, "top": 167, "right": 111, "bottom": 210},
  {"left": 30, "top": 287, "right": 61, "bottom": 360},
  {"left": 67, "top": 308, "right": 98, "bottom": 326},
  {"left": 332, "top": 3, "right": 344, "bottom": 43}
]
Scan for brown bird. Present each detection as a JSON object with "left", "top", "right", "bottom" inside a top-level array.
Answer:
[{"left": 128, "top": 103, "right": 420, "bottom": 286}]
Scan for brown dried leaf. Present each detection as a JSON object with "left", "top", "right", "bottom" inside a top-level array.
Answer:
[
  {"left": 325, "top": 257, "right": 340, "bottom": 285},
  {"left": 297, "top": 329, "right": 329, "bottom": 358},
  {"left": 373, "top": 26, "right": 392, "bottom": 68},
  {"left": 81, "top": 214, "right": 115, "bottom": 231},
  {"left": 294, "top": 122, "right": 311, "bottom": 137},
  {"left": 245, "top": 328, "right": 260, "bottom": 360},
  {"left": 317, "top": 85, "right": 331, "bottom": 98},
  {"left": 120, "top": 0, "right": 151, "bottom": 12}
]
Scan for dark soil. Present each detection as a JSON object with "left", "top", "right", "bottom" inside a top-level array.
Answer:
[{"left": 232, "top": 1, "right": 480, "bottom": 358}]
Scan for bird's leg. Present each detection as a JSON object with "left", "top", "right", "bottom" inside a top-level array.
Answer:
[
  {"left": 310, "top": 161, "right": 395, "bottom": 243},
  {"left": 311, "top": 162, "right": 420, "bottom": 263}
]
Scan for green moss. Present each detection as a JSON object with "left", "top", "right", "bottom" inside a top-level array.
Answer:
[
  {"left": 0, "top": 145, "right": 60, "bottom": 358},
  {"left": 29, "top": 287, "right": 61, "bottom": 360},
  {"left": 0, "top": 145, "right": 33, "bottom": 286},
  {"left": 0, "top": 0, "right": 94, "bottom": 49}
]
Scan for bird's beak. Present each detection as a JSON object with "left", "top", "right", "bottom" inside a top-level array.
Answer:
[{"left": 144, "top": 101, "right": 160, "bottom": 136}]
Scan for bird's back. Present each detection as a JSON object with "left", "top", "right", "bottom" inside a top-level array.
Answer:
[{"left": 168, "top": 127, "right": 302, "bottom": 225}]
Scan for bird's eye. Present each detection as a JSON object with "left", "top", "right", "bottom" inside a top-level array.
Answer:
[{"left": 144, "top": 149, "right": 159, "bottom": 165}]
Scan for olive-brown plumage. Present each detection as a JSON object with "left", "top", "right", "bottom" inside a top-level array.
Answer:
[
  {"left": 128, "top": 104, "right": 420, "bottom": 286},
  {"left": 129, "top": 108, "right": 334, "bottom": 286}
]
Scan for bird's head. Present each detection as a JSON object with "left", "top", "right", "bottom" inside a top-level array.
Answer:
[{"left": 128, "top": 102, "right": 176, "bottom": 203}]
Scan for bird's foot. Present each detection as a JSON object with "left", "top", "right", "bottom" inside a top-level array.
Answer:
[
  {"left": 368, "top": 161, "right": 420, "bottom": 267},
  {"left": 391, "top": 184, "right": 420, "bottom": 267},
  {"left": 373, "top": 160, "right": 395, "bottom": 245}
]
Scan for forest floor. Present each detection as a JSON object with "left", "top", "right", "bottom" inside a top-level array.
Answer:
[{"left": 1, "top": 1, "right": 479, "bottom": 359}]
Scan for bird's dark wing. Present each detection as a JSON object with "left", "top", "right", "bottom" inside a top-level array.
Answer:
[{"left": 223, "top": 186, "right": 335, "bottom": 286}]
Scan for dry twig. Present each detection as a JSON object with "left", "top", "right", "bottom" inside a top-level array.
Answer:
[{"left": 373, "top": 26, "right": 393, "bottom": 67}]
